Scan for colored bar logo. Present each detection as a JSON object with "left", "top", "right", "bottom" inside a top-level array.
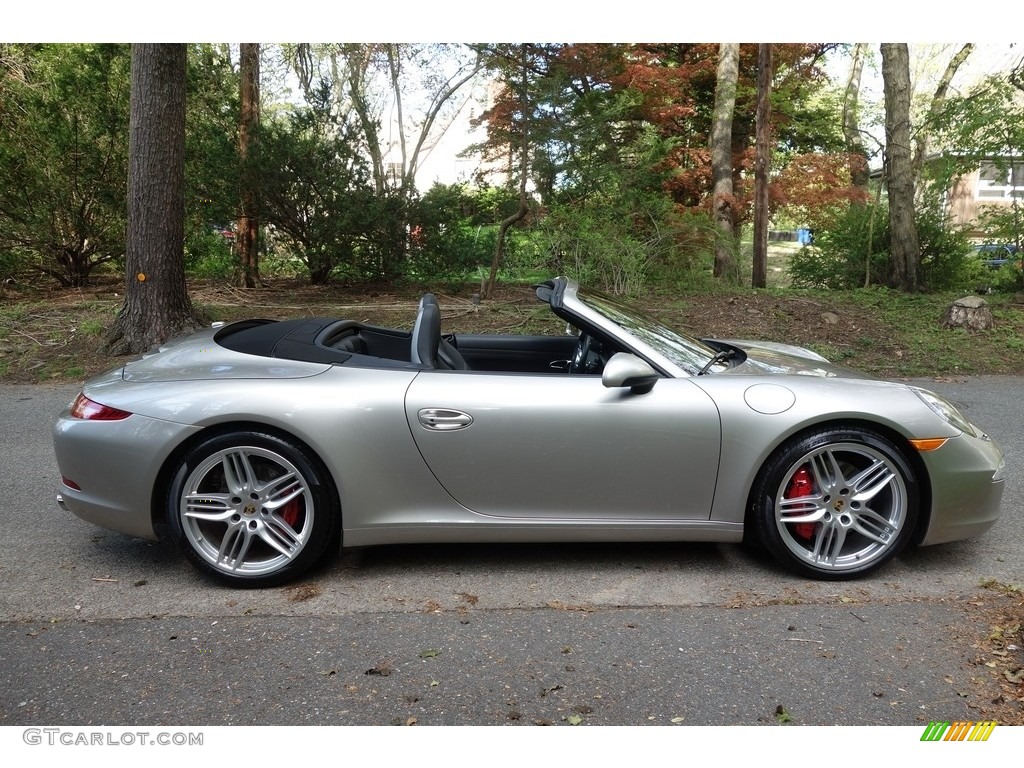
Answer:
[{"left": 921, "top": 721, "right": 997, "bottom": 741}]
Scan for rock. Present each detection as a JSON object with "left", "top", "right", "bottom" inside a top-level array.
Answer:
[
  {"left": 821, "top": 311, "right": 840, "bottom": 325},
  {"left": 941, "top": 295, "right": 994, "bottom": 330}
]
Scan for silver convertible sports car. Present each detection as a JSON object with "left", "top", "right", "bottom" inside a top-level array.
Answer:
[{"left": 53, "top": 278, "right": 1005, "bottom": 587}]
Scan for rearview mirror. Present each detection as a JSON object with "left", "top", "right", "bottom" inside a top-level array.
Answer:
[{"left": 602, "top": 353, "right": 659, "bottom": 394}]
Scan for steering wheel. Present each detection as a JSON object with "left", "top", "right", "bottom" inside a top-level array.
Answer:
[{"left": 570, "top": 333, "right": 593, "bottom": 374}]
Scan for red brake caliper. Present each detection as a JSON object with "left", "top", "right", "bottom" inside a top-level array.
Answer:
[
  {"left": 281, "top": 499, "right": 301, "bottom": 528},
  {"left": 785, "top": 466, "right": 816, "bottom": 540}
]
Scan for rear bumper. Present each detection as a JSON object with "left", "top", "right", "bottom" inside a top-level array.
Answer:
[{"left": 53, "top": 412, "right": 200, "bottom": 540}]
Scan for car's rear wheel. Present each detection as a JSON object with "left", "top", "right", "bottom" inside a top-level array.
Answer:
[
  {"left": 752, "top": 426, "right": 919, "bottom": 579},
  {"left": 167, "top": 431, "right": 339, "bottom": 587}
]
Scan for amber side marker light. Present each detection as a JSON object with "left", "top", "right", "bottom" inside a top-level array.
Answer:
[
  {"left": 70, "top": 393, "right": 131, "bottom": 421},
  {"left": 910, "top": 438, "right": 948, "bottom": 452}
]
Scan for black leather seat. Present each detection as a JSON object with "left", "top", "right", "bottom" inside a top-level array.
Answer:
[
  {"left": 412, "top": 294, "right": 469, "bottom": 370},
  {"left": 410, "top": 295, "right": 441, "bottom": 368}
]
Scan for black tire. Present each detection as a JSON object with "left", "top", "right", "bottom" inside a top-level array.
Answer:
[
  {"left": 167, "top": 431, "right": 340, "bottom": 588},
  {"left": 751, "top": 425, "right": 919, "bottom": 580}
]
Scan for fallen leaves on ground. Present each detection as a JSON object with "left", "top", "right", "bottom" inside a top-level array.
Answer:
[{"left": 285, "top": 583, "right": 321, "bottom": 602}]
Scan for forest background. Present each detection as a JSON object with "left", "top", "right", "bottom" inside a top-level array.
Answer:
[{"left": 2, "top": 20, "right": 1024, "bottom": 379}]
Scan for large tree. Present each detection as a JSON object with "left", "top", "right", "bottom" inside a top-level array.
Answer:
[
  {"left": 842, "top": 43, "right": 870, "bottom": 192},
  {"left": 283, "top": 43, "right": 481, "bottom": 276},
  {"left": 472, "top": 44, "right": 681, "bottom": 294},
  {"left": 480, "top": 44, "right": 532, "bottom": 299},
  {"left": 912, "top": 43, "right": 974, "bottom": 193},
  {"left": 257, "top": 84, "right": 376, "bottom": 284},
  {"left": 236, "top": 42, "right": 260, "bottom": 288},
  {"left": 710, "top": 43, "right": 741, "bottom": 282},
  {"left": 287, "top": 43, "right": 481, "bottom": 198},
  {"left": 880, "top": 43, "right": 920, "bottom": 292},
  {"left": 105, "top": 44, "right": 202, "bottom": 355},
  {"left": 752, "top": 44, "right": 773, "bottom": 289},
  {"left": 469, "top": 43, "right": 844, "bottom": 291},
  {"left": 0, "top": 44, "right": 130, "bottom": 286}
]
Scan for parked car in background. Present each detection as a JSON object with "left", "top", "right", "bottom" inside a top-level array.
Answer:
[{"left": 974, "top": 243, "right": 1021, "bottom": 269}]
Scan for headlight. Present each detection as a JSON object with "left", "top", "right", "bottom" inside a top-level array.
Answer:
[{"left": 910, "top": 387, "right": 976, "bottom": 437}]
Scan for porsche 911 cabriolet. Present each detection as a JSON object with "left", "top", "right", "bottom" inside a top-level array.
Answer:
[{"left": 53, "top": 278, "right": 1005, "bottom": 587}]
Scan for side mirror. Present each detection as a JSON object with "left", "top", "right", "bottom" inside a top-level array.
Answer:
[{"left": 602, "top": 353, "right": 659, "bottom": 394}]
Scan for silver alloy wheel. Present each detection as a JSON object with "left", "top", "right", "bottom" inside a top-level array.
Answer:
[
  {"left": 774, "top": 441, "right": 909, "bottom": 572},
  {"left": 178, "top": 445, "right": 315, "bottom": 577}
]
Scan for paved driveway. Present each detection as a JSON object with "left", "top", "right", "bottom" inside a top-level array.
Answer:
[{"left": 0, "top": 379, "right": 1019, "bottom": 729}]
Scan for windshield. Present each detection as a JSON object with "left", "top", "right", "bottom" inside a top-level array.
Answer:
[{"left": 577, "top": 287, "right": 719, "bottom": 373}]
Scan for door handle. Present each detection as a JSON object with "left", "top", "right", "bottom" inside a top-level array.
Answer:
[{"left": 417, "top": 408, "right": 474, "bottom": 431}]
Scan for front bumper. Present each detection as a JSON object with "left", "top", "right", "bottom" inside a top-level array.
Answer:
[{"left": 917, "top": 428, "right": 1005, "bottom": 546}]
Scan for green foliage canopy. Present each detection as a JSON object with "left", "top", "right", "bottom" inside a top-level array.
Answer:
[{"left": 0, "top": 43, "right": 130, "bottom": 286}]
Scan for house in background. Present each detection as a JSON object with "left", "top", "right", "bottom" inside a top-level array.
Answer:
[
  {"left": 942, "top": 158, "right": 1023, "bottom": 238},
  {"left": 869, "top": 155, "right": 1022, "bottom": 241}
]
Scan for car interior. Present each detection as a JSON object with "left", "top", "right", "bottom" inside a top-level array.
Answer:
[{"left": 214, "top": 293, "right": 621, "bottom": 375}]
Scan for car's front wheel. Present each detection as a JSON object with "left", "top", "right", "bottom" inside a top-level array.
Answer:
[
  {"left": 751, "top": 426, "right": 919, "bottom": 580},
  {"left": 167, "top": 431, "right": 340, "bottom": 587}
]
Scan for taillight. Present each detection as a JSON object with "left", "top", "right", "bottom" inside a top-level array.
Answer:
[{"left": 69, "top": 393, "right": 131, "bottom": 421}]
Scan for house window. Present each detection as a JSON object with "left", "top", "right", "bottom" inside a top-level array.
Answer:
[{"left": 977, "top": 161, "right": 1024, "bottom": 199}]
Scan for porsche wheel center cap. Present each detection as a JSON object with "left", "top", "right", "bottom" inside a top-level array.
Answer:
[{"left": 243, "top": 503, "right": 257, "bottom": 516}]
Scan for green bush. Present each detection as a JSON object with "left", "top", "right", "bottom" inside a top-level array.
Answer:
[
  {"left": 789, "top": 203, "right": 890, "bottom": 289},
  {"left": 646, "top": 209, "right": 717, "bottom": 290},
  {"left": 185, "top": 227, "right": 236, "bottom": 279},
  {"left": 532, "top": 199, "right": 710, "bottom": 295},
  {"left": 915, "top": 205, "right": 977, "bottom": 291},
  {"left": 406, "top": 185, "right": 494, "bottom": 282},
  {"left": 257, "top": 86, "right": 379, "bottom": 284},
  {"left": 790, "top": 201, "right": 981, "bottom": 292},
  {"left": 979, "top": 261, "right": 1024, "bottom": 293},
  {"left": 0, "top": 250, "right": 23, "bottom": 282},
  {"left": 534, "top": 206, "right": 648, "bottom": 295}
]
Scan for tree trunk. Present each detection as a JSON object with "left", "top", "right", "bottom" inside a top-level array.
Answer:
[
  {"left": 400, "top": 46, "right": 482, "bottom": 194},
  {"left": 752, "top": 44, "right": 772, "bottom": 289},
  {"left": 710, "top": 43, "right": 740, "bottom": 283},
  {"left": 344, "top": 46, "right": 387, "bottom": 195},
  {"left": 843, "top": 43, "right": 870, "bottom": 192},
  {"left": 387, "top": 45, "right": 410, "bottom": 193},
  {"left": 484, "top": 45, "right": 530, "bottom": 300},
  {"left": 236, "top": 42, "right": 260, "bottom": 288},
  {"left": 881, "top": 43, "right": 920, "bottom": 292},
  {"left": 104, "top": 44, "right": 202, "bottom": 355},
  {"left": 865, "top": 172, "right": 884, "bottom": 287}
]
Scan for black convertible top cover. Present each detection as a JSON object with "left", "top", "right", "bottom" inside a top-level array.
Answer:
[{"left": 215, "top": 318, "right": 354, "bottom": 365}]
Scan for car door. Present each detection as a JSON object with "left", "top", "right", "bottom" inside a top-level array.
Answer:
[
  {"left": 404, "top": 371, "right": 721, "bottom": 520},
  {"left": 451, "top": 334, "right": 578, "bottom": 373}
]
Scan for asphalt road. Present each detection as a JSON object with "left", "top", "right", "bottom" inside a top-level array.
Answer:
[{"left": 0, "top": 378, "right": 1020, "bottom": 729}]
